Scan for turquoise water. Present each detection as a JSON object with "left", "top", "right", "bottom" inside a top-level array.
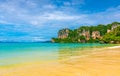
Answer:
[{"left": 0, "top": 43, "right": 112, "bottom": 66}]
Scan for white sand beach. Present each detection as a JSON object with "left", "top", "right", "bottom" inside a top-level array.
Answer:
[{"left": 0, "top": 46, "right": 120, "bottom": 76}]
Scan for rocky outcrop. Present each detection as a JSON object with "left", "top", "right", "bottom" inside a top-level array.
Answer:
[
  {"left": 107, "top": 24, "right": 120, "bottom": 33},
  {"left": 52, "top": 22, "right": 120, "bottom": 43},
  {"left": 82, "top": 30, "right": 90, "bottom": 40},
  {"left": 111, "top": 24, "right": 120, "bottom": 30},
  {"left": 107, "top": 29, "right": 111, "bottom": 33},
  {"left": 92, "top": 31, "right": 101, "bottom": 39},
  {"left": 58, "top": 28, "right": 69, "bottom": 39},
  {"left": 51, "top": 39, "right": 55, "bottom": 43}
]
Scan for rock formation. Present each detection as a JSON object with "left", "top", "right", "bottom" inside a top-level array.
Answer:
[
  {"left": 58, "top": 28, "right": 69, "bottom": 39},
  {"left": 92, "top": 31, "right": 101, "bottom": 39},
  {"left": 107, "top": 29, "right": 111, "bottom": 33},
  {"left": 111, "top": 24, "right": 120, "bottom": 30},
  {"left": 52, "top": 22, "right": 120, "bottom": 43},
  {"left": 51, "top": 39, "right": 55, "bottom": 43},
  {"left": 82, "top": 30, "right": 90, "bottom": 40},
  {"left": 107, "top": 23, "right": 120, "bottom": 33}
]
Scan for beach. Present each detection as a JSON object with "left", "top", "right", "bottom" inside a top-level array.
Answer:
[
  {"left": 0, "top": 45, "right": 120, "bottom": 76},
  {"left": 0, "top": 0, "right": 120, "bottom": 75}
]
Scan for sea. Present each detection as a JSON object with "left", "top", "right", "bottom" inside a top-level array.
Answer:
[{"left": 0, "top": 43, "right": 114, "bottom": 67}]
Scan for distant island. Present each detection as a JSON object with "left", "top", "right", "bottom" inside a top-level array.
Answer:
[{"left": 52, "top": 22, "right": 120, "bottom": 44}]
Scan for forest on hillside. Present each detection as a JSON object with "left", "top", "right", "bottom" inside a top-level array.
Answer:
[{"left": 52, "top": 22, "right": 120, "bottom": 44}]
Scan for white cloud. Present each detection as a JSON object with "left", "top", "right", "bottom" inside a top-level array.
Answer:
[
  {"left": 0, "top": 20, "right": 8, "bottom": 24},
  {"left": 88, "top": 5, "right": 120, "bottom": 24},
  {"left": 0, "top": 0, "right": 120, "bottom": 26},
  {"left": 25, "top": 0, "right": 37, "bottom": 8},
  {"left": 0, "top": 0, "right": 120, "bottom": 41},
  {"left": 71, "top": 0, "right": 85, "bottom": 5},
  {"left": 43, "top": 4, "right": 55, "bottom": 9},
  {"left": 0, "top": 0, "right": 86, "bottom": 26},
  {"left": 41, "top": 12, "right": 86, "bottom": 20},
  {"left": 31, "top": 37, "right": 46, "bottom": 41}
]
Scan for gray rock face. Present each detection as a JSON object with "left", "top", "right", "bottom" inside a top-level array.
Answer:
[
  {"left": 107, "top": 29, "right": 111, "bottom": 33},
  {"left": 111, "top": 24, "right": 120, "bottom": 30},
  {"left": 58, "top": 28, "right": 69, "bottom": 39},
  {"left": 107, "top": 23, "right": 120, "bottom": 33},
  {"left": 81, "top": 30, "right": 90, "bottom": 40},
  {"left": 56, "top": 23, "right": 119, "bottom": 41},
  {"left": 92, "top": 31, "right": 101, "bottom": 39}
]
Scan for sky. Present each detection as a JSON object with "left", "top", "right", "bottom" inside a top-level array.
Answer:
[{"left": 0, "top": 0, "right": 120, "bottom": 42}]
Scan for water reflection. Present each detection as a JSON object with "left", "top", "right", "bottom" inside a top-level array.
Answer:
[
  {"left": 56, "top": 43, "right": 110, "bottom": 60},
  {"left": 57, "top": 44, "right": 90, "bottom": 60},
  {"left": 0, "top": 43, "right": 113, "bottom": 66}
]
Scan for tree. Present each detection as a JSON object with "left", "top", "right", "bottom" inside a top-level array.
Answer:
[{"left": 102, "top": 26, "right": 120, "bottom": 43}]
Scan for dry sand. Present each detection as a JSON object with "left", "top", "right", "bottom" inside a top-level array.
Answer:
[{"left": 0, "top": 47, "right": 120, "bottom": 76}]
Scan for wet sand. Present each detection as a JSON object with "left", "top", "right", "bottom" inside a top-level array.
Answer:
[{"left": 0, "top": 47, "right": 120, "bottom": 76}]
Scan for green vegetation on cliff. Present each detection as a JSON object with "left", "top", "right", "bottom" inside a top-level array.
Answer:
[
  {"left": 102, "top": 26, "right": 120, "bottom": 43},
  {"left": 52, "top": 22, "right": 120, "bottom": 43}
]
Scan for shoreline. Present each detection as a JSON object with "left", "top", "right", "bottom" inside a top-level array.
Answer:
[
  {"left": 108, "top": 45, "right": 120, "bottom": 48},
  {"left": 0, "top": 45, "right": 120, "bottom": 76}
]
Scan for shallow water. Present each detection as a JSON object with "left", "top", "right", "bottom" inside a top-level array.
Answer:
[{"left": 0, "top": 43, "right": 114, "bottom": 66}]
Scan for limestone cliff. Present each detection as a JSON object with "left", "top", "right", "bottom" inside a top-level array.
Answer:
[
  {"left": 52, "top": 22, "right": 120, "bottom": 43},
  {"left": 81, "top": 30, "right": 90, "bottom": 40},
  {"left": 111, "top": 23, "right": 120, "bottom": 30},
  {"left": 58, "top": 28, "right": 69, "bottom": 39},
  {"left": 92, "top": 31, "right": 101, "bottom": 39}
]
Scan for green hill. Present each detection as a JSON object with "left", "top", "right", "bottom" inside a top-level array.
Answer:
[{"left": 52, "top": 22, "right": 120, "bottom": 44}]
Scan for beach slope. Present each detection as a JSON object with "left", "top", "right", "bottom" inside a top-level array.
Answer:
[{"left": 0, "top": 47, "right": 120, "bottom": 76}]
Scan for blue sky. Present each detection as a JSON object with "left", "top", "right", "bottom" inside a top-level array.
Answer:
[{"left": 0, "top": 0, "right": 120, "bottom": 42}]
